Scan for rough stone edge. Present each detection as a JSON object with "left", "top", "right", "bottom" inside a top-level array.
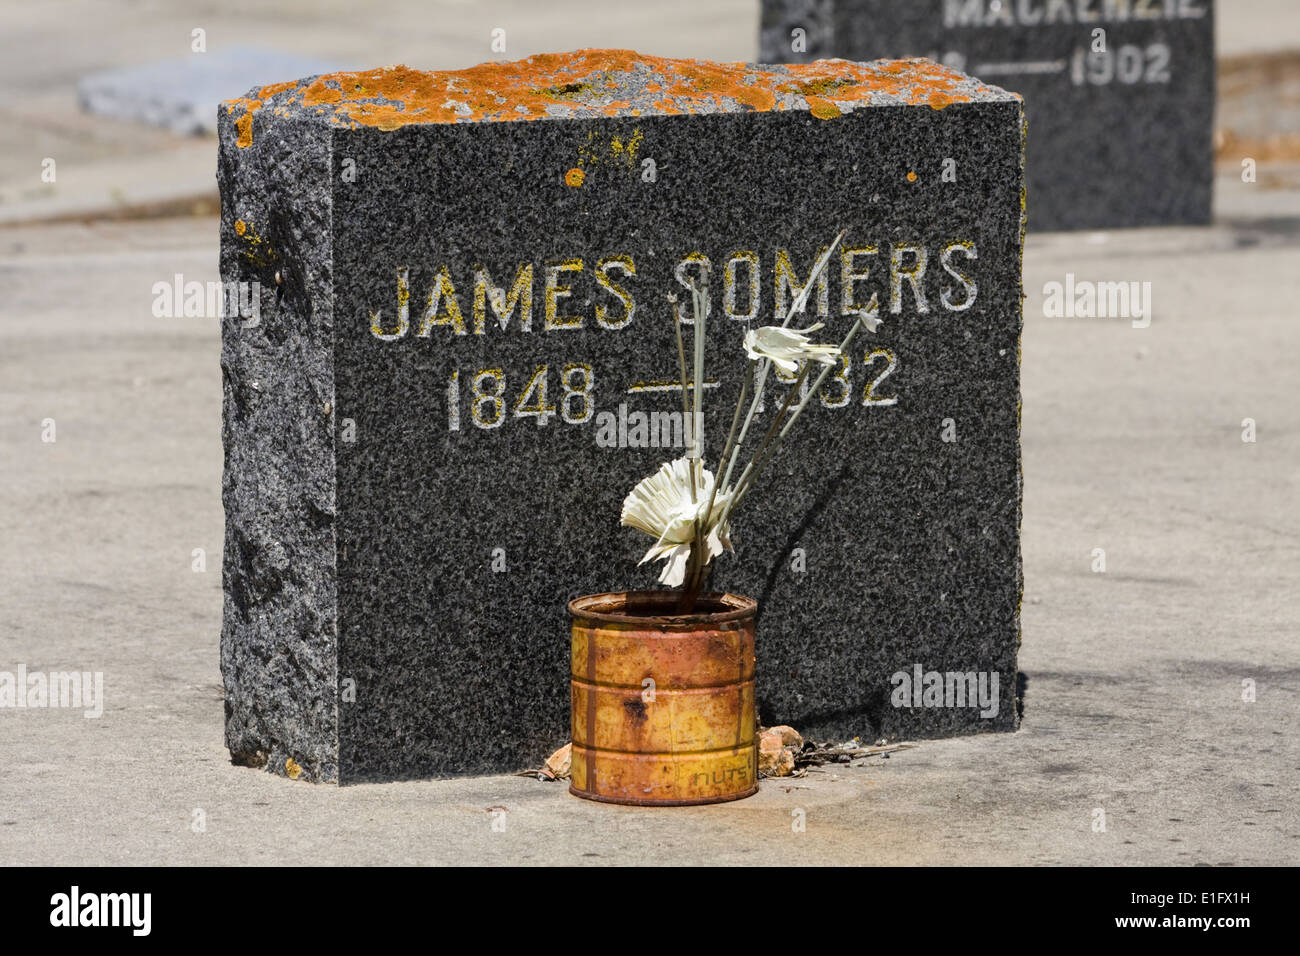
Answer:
[
  {"left": 222, "top": 49, "right": 1020, "bottom": 141},
  {"left": 217, "top": 102, "right": 339, "bottom": 783},
  {"left": 1014, "top": 96, "right": 1027, "bottom": 728}
]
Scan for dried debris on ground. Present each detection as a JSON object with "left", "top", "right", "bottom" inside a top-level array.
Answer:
[
  {"left": 758, "top": 725, "right": 802, "bottom": 776},
  {"left": 515, "top": 742, "right": 572, "bottom": 781},
  {"left": 519, "top": 733, "right": 914, "bottom": 782},
  {"left": 759, "top": 726, "right": 915, "bottom": 778}
]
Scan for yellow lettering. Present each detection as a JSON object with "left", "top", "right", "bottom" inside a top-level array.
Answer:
[
  {"left": 840, "top": 246, "right": 880, "bottom": 318},
  {"left": 889, "top": 244, "right": 929, "bottom": 314},
  {"left": 370, "top": 266, "right": 410, "bottom": 340},
  {"left": 473, "top": 263, "right": 533, "bottom": 334},
  {"left": 939, "top": 241, "right": 978, "bottom": 312},
  {"left": 594, "top": 255, "right": 636, "bottom": 330},
  {"left": 775, "top": 247, "right": 830, "bottom": 319},
  {"left": 673, "top": 253, "right": 711, "bottom": 324},
  {"left": 418, "top": 266, "right": 466, "bottom": 336},
  {"left": 724, "top": 251, "right": 760, "bottom": 322},
  {"left": 544, "top": 258, "right": 584, "bottom": 330}
]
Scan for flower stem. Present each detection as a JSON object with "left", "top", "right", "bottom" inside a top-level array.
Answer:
[
  {"left": 721, "top": 357, "right": 769, "bottom": 494},
  {"left": 720, "top": 231, "right": 844, "bottom": 496},
  {"left": 723, "top": 361, "right": 814, "bottom": 520},
  {"left": 730, "top": 312, "right": 875, "bottom": 513},
  {"left": 669, "top": 294, "right": 695, "bottom": 507},
  {"left": 711, "top": 361, "right": 752, "bottom": 512},
  {"left": 689, "top": 273, "right": 708, "bottom": 602},
  {"left": 691, "top": 357, "right": 752, "bottom": 605},
  {"left": 777, "top": 312, "right": 872, "bottom": 441},
  {"left": 781, "top": 231, "right": 844, "bottom": 329},
  {"left": 691, "top": 272, "right": 707, "bottom": 468}
]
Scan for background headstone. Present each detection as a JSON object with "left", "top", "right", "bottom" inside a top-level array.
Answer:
[
  {"left": 761, "top": 0, "right": 1215, "bottom": 230},
  {"left": 219, "top": 50, "right": 1024, "bottom": 783}
]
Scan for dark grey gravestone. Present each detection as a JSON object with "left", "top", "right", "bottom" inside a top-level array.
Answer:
[
  {"left": 218, "top": 51, "right": 1023, "bottom": 783},
  {"left": 761, "top": 0, "right": 1214, "bottom": 230}
]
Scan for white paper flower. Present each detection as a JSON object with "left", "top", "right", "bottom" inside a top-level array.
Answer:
[
  {"left": 621, "top": 457, "right": 735, "bottom": 586},
  {"left": 742, "top": 322, "right": 843, "bottom": 373}
]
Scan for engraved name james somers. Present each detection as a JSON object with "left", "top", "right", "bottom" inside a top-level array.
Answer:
[{"left": 367, "top": 240, "right": 979, "bottom": 341}]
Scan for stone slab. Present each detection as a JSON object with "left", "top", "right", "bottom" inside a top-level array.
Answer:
[
  {"left": 760, "top": 0, "right": 1215, "bottom": 230},
  {"left": 218, "top": 49, "right": 1024, "bottom": 782}
]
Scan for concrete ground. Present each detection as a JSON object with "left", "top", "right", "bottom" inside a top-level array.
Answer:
[
  {"left": 1, "top": 1, "right": 1297, "bottom": 865},
  {"left": 1, "top": 171, "right": 1295, "bottom": 866}
]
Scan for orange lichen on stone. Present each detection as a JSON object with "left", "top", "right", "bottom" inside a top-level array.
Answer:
[
  {"left": 304, "top": 85, "right": 344, "bottom": 105},
  {"left": 734, "top": 84, "right": 777, "bottom": 113},
  {"left": 235, "top": 109, "right": 256, "bottom": 148},
  {"left": 257, "top": 80, "right": 298, "bottom": 98},
  {"left": 235, "top": 219, "right": 277, "bottom": 268},
  {"left": 220, "top": 49, "right": 990, "bottom": 135},
  {"left": 907, "top": 171, "right": 918, "bottom": 183},
  {"left": 565, "top": 167, "right": 585, "bottom": 187},
  {"left": 780, "top": 75, "right": 857, "bottom": 97},
  {"left": 806, "top": 96, "right": 842, "bottom": 120},
  {"left": 225, "top": 90, "right": 268, "bottom": 148}
]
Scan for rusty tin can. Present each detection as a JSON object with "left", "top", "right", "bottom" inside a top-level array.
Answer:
[{"left": 568, "top": 590, "right": 758, "bottom": 806}]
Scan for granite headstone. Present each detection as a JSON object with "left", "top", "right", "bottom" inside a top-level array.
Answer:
[
  {"left": 760, "top": 0, "right": 1215, "bottom": 230},
  {"left": 218, "top": 50, "right": 1024, "bottom": 783}
]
